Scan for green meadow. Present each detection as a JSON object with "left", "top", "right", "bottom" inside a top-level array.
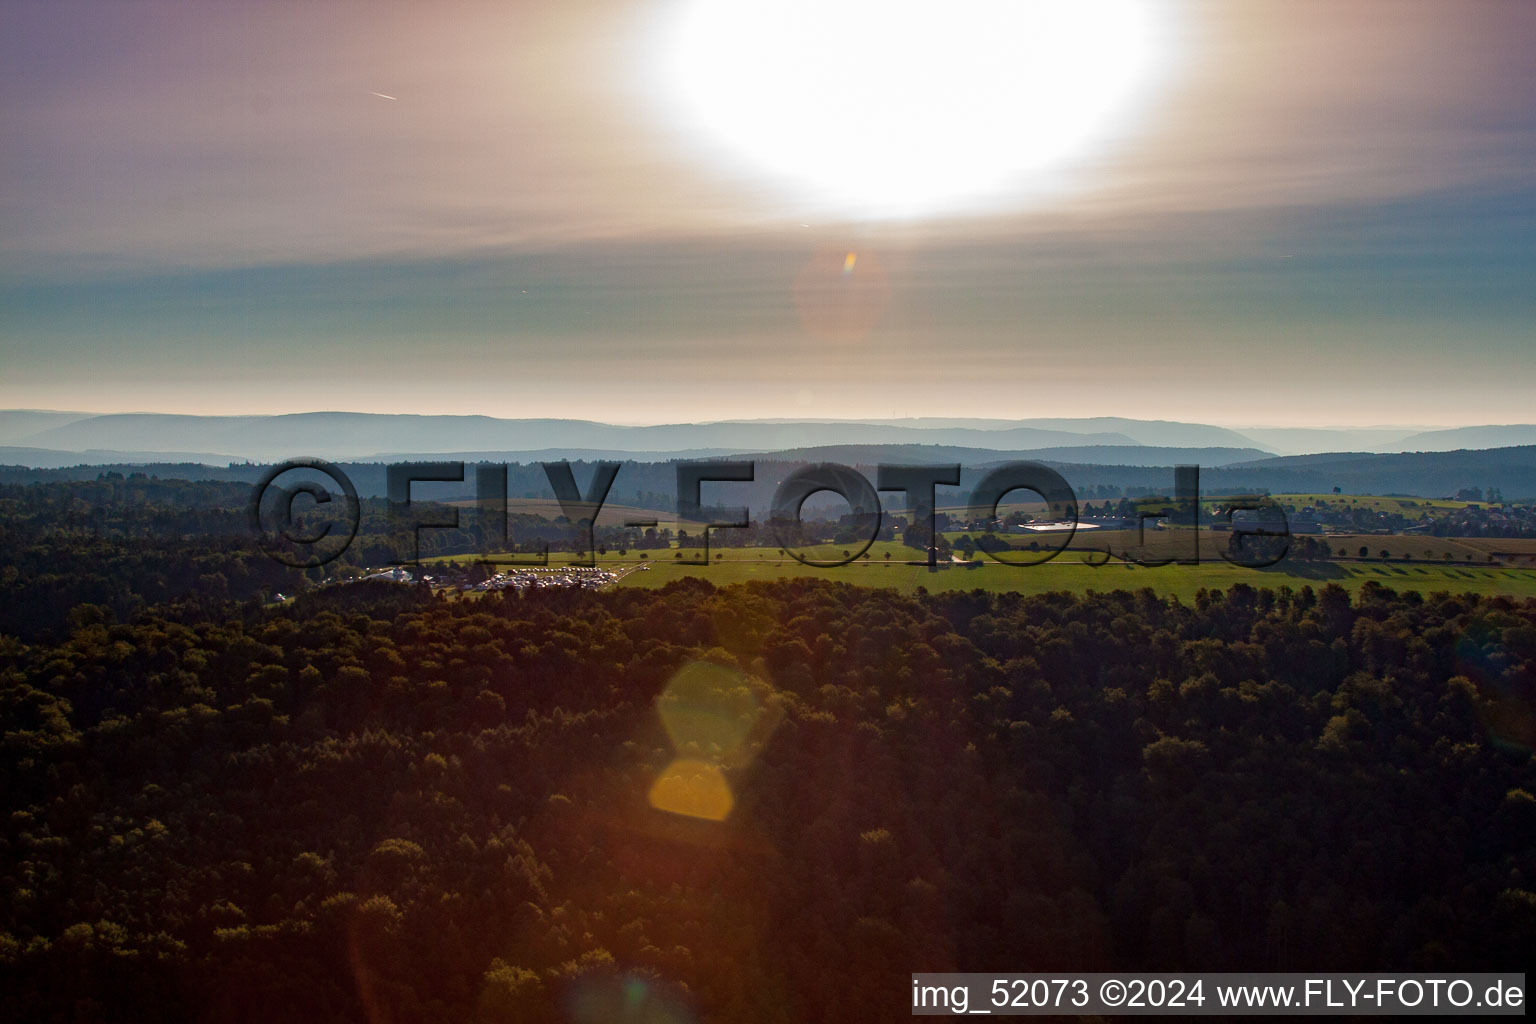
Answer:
[
  {"left": 612, "top": 554, "right": 1536, "bottom": 601},
  {"left": 418, "top": 487, "right": 1536, "bottom": 600},
  {"left": 1270, "top": 494, "right": 1481, "bottom": 512},
  {"left": 429, "top": 544, "right": 1536, "bottom": 601}
]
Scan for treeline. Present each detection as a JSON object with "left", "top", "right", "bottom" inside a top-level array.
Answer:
[
  {"left": 0, "top": 480, "right": 604, "bottom": 639},
  {"left": 1, "top": 578, "right": 1532, "bottom": 1022},
  {"left": 0, "top": 479, "right": 301, "bottom": 640},
  {"left": 0, "top": 478, "right": 934, "bottom": 642},
  {"left": 0, "top": 534, "right": 305, "bottom": 642},
  {"left": 0, "top": 476, "right": 254, "bottom": 540}
]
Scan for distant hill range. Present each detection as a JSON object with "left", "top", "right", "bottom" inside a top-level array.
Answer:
[
  {"left": 725, "top": 443, "right": 1270, "bottom": 469},
  {"left": 0, "top": 411, "right": 1165, "bottom": 462},
  {"left": 4, "top": 443, "right": 1535, "bottom": 504},
  {"left": 1213, "top": 447, "right": 1536, "bottom": 498},
  {"left": 5, "top": 410, "right": 1535, "bottom": 465},
  {"left": 1393, "top": 425, "right": 1536, "bottom": 450},
  {"left": 0, "top": 447, "right": 247, "bottom": 469},
  {"left": 3, "top": 412, "right": 1536, "bottom": 500}
]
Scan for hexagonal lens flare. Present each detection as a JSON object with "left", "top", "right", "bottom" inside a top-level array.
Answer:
[
  {"left": 647, "top": 758, "right": 734, "bottom": 821},
  {"left": 648, "top": 661, "right": 780, "bottom": 821}
]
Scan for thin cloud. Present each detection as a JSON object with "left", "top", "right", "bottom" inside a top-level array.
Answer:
[{"left": 1, "top": 0, "right": 1532, "bottom": 274}]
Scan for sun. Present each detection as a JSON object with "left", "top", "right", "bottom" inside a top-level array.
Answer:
[{"left": 653, "top": 0, "right": 1175, "bottom": 219}]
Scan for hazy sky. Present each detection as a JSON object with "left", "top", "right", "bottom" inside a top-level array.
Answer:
[{"left": 2, "top": 0, "right": 1533, "bottom": 425}]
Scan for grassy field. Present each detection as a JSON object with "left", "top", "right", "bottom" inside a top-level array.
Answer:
[
  {"left": 424, "top": 545, "right": 1536, "bottom": 601},
  {"left": 1271, "top": 494, "right": 1480, "bottom": 512},
  {"left": 1456, "top": 537, "right": 1536, "bottom": 552},
  {"left": 1321, "top": 534, "right": 1501, "bottom": 562},
  {"left": 606, "top": 555, "right": 1536, "bottom": 601},
  {"left": 435, "top": 496, "right": 1489, "bottom": 539},
  {"left": 413, "top": 487, "right": 1536, "bottom": 598}
]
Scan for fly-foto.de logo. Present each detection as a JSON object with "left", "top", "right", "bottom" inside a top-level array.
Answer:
[{"left": 249, "top": 457, "right": 1291, "bottom": 571}]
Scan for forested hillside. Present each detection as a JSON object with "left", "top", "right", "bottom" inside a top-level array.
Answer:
[{"left": 2, "top": 579, "right": 1533, "bottom": 1022}]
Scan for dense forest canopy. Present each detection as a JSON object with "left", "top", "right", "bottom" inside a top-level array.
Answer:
[{"left": 3, "top": 575, "right": 1533, "bottom": 1022}]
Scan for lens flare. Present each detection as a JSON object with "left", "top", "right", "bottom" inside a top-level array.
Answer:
[
  {"left": 649, "top": 661, "right": 781, "bottom": 821},
  {"left": 564, "top": 973, "right": 696, "bottom": 1024},
  {"left": 648, "top": 758, "right": 735, "bottom": 821}
]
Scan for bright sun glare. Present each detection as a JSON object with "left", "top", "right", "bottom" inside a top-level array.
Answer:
[{"left": 657, "top": 0, "right": 1174, "bottom": 219}]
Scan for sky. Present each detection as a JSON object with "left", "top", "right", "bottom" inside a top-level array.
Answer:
[{"left": 2, "top": 0, "right": 1533, "bottom": 426}]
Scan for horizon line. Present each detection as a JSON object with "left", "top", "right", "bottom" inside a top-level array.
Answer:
[{"left": 0, "top": 407, "right": 1503, "bottom": 433}]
